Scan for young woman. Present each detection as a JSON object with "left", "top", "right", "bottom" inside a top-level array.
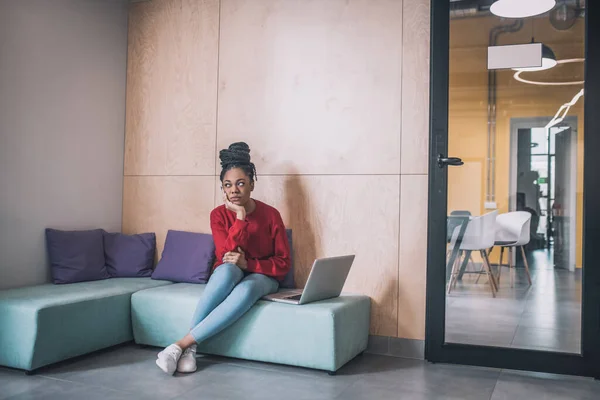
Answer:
[{"left": 156, "top": 142, "right": 291, "bottom": 375}]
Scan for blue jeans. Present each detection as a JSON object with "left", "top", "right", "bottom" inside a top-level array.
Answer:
[{"left": 189, "top": 263, "right": 279, "bottom": 343}]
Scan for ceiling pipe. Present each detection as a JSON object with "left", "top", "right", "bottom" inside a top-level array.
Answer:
[
  {"left": 450, "top": 0, "right": 585, "bottom": 19},
  {"left": 450, "top": 0, "right": 492, "bottom": 19},
  {"left": 487, "top": 20, "right": 524, "bottom": 206}
]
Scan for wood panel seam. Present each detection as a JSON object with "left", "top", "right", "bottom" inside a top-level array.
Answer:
[
  {"left": 124, "top": 173, "right": 411, "bottom": 177},
  {"left": 121, "top": 3, "right": 132, "bottom": 232},
  {"left": 398, "top": 0, "right": 405, "bottom": 338},
  {"left": 399, "top": 0, "right": 404, "bottom": 182},
  {"left": 397, "top": 174, "right": 402, "bottom": 337},
  {"left": 214, "top": 0, "right": 222, "bottom": 209}
]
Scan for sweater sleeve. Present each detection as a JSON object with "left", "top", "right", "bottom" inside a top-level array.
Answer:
[
  {"left": 210, "top": 209, "right": 250, "bottom": 263},
  {"left": 245, "top": 211, "right": 291, "bottom": 280}
]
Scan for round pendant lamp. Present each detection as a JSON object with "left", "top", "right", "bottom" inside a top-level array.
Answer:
[{"left": 490, "top": 0, "right": 556, "bottom": 18}]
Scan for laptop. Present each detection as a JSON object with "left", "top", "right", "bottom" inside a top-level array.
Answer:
[{"left": 263, "top": 255, "right": 355, "bottom": 305}]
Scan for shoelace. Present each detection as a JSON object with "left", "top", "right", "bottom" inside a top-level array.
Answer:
[
  {"left": 164, "top": 346, "right": 181, "bottom": 358},
  {"left": 182, "top": 346, "right": 196, "bottom": 356}
]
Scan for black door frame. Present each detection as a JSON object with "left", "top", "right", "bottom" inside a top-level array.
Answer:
[{"left": 425, "top": 0, "right": 600, "bottom": 378}]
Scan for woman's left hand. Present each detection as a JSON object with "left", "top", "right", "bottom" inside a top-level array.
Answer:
[{"left": 222, "top": 247, "right": 247, "bottom": 269}]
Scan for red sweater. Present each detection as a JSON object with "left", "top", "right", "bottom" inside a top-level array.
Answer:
[{"left": 210, "top": 200, "right": 291, "bottom": 281}]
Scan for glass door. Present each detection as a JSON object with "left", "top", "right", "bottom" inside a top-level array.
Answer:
[{"left": 426, "top": 0, "right": 600, "bottom": 377}]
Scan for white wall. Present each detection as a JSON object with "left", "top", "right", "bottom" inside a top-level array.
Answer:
[{"left": 0, "top": 0, "right": 129, "bottom": 289}]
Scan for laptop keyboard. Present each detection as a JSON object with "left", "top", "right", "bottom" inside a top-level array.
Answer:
[{"left": 286, "top": 294, "right": 302, "bottom": 301}]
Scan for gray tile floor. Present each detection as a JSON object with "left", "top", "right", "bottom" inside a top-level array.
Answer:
[
  {"left": 2, "top": 344, "right": 599, "bottom": 400},
  {"left": 446, "top": 250, "right": 582, "bottom": 353}
]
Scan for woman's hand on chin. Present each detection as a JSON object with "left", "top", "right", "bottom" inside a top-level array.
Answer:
[
  {"left": 223, "top": 193, "right": 246, "bottom": 220},
  {"left": 222, "top": 247, "right": 247, "bottom": 270}
]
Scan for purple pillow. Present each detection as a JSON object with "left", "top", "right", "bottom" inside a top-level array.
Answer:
[
  {"left": 103, "top": 232, "right": 156, "bottom": 277},
  {"left": 152, "top": 230, "right": 215, "bottom": 284},
  {"left": 280, "top": 229, "right": 296, "bottom": 288},
  {"left": 46, "top": 228, "right": 110, "bottom": 284}
]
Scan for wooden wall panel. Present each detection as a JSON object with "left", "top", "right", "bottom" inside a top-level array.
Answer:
[
  {"left": 217, "top": 0, "right": 403, "bottom": 175},
  {"left": 123, "top": 176, "right": 215, "bottom": 256},
  {"left": 215, "top": 174, "right": 400, "bottom": 336},
  {"left": 124, "top": 0, "right": 219, "bottom": 176},
  {"left": 124, "top": 0, "right": 433, "bottom": 340},
  {"left": 401, "top": 0, "right": 430, "bottom": 174},
  {"left": 398, "top": 174, "right": 428, "bottom": 340}
]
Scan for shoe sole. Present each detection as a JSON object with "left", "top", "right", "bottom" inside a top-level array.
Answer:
[{"left": 176, "top": 366, "right": 198, "bottom": 374}]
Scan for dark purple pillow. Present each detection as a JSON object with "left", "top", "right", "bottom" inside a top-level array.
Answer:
[
  {"left": 103, "top": 232, "right": 156, "bottom": 277},
  {"left": 45, "top": 228, "right": 110, "bottom": 284},
  {"left": 280, "top": 229, "right": 296, "bottom": 289},
  {"left": 152, "top": 230, "right": 215, "bottom": 284}
]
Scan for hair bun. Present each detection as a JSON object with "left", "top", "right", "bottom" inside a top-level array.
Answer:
[
  {"left": 228, "top": 142, "right": 250, "bottom": 154},
  {"left": 219, "top": 142, "right": 252, "bottom": 168}
]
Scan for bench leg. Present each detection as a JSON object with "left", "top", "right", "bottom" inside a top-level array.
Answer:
[
  {"left": 25, "top": 370, "right": 36, "bottom": 376},
  {"left": 327, "top": 371, "right": 337, "bottom": 376}
]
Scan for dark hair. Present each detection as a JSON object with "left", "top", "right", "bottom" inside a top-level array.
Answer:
[{"left": 219, "top": 142, "right": 257, "bottom": 182}]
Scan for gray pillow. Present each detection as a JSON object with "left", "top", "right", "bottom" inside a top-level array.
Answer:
[
  {"left": 151, "top": 230, "right": 214, "bottom": 284},
  {"left": 46, "top": 228, "right": 110, "bottom": 284},
  {"left": 104, "top": 232, "right": 156, "bottom": 277}
]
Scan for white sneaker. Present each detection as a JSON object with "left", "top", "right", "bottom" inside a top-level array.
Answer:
[
  {"left": 177, "top": 344, "right": 197, "bottom": 373},
  {"left": 156, "top": 344, "right": 182, "bottom": 375}
]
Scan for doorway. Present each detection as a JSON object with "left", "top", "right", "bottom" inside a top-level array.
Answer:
[
  {"left": 510, "top": 117, "right": 578, "bottom": 272},
  {"left": 425, "top": 0, "right": 600, "bottom": 378}
]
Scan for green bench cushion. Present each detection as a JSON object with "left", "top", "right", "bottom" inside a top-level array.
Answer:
[
  {"left": 0, "top": 278, "right": 172, "bottom": 370},
  {"left": 131, "top": 283, "right": 370, "bottom": 372}
]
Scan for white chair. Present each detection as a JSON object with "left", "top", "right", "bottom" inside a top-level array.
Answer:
[
  {"left": 448, "top": 210, "right": 499, "bottom": 297},
  {"left": 494, "top": 211, "right": 532, "bottom": 288}
]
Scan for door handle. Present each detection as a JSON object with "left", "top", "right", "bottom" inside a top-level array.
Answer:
[{"left": 437, "top": 154, "right": 464, "bottom": 168}]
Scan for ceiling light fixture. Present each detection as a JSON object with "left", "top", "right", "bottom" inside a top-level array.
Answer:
[
  {"left": 490, "top": 0, "right": 556, "bottom": 19},
  {"left": 513, "top": 44, "right": 557, "bottom": 72},
  {"left": 513, "top": 58, "right": 585, "bottom": 86},
  {"left": 545, "top": 89, "right": 584, "bottom": 130},
  {"left": 511, "top": 19, "right": 557, "bottom": 72}
]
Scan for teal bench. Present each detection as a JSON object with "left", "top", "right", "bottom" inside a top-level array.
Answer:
[
  {"left": 131, "top": 283, "right": 371, "bottom": 373},
  {"left": 0, "top": 279, "right": 370, "bottom": 374},
  {"left": 0, "top": 278, "right": 172, "bottom": 371}
]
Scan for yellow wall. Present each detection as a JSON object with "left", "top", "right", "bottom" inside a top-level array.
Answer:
[
  {"left": 449, "top": 16, "right": 585, "bottom": 267},
  {"left": 123, "top": 0, "right": 431, "bottom": 339}
]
